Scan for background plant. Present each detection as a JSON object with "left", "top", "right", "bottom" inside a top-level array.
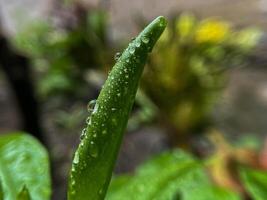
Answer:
[
  {"left": 141, "top": 13, "right": 262, "bottom": 138},
  {"left": 13, "top": 6, "right": 111, "bottom": 99}
]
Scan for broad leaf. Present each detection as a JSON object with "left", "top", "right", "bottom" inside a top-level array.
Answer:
[
  {"left": 0, "top": 133, "right": 51, "bottom": 200},
  {"left": 107, "top": 150, "right": 240, "bottom": 200},
  {"left": 240, "top": 167, "right": 267, "bottom": 200}
]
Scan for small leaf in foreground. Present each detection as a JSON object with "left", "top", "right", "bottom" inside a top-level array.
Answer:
[
  {"left": 240, "top": 167, "right": 267, "bottom": 200},
  {"left": 107, "top": 150, "right": 240, "bottom": 200},
  {"left": 0, "top": 133, "right": 51, "bottom": 200}
]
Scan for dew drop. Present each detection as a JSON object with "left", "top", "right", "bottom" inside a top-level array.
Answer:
[
  {"left": 102, "top": 130, "right": 107, "bottom": 135},
  {"left": 71, "top": 180, "right": 76, "bottom": 186},
  {"left": 117, "top": 93, "right": 121, "bottom": 97},
  {"left": 111, "top": 108, "right": 116, "bottom": 111},
  {"left": 89, "top": 143, "right": 99, "bottom": 158},
  {"left": 87, "top": 100, "right": 96, "bottom": 113},
  {"left": 135, "top": 41, "right": 141, "bottom": 47},
  {"left": 80, "top": 141, "right": 84, "bottom": 147},
  {"left": 129, "top": 46, "right": 135, "bottom": 54},
  {"left": 73, "top": 152, "right": 79, "bottom": 164},
  {"left": 71, "top": 190, "right": 76, "bottom": 195},
  {"left": 141, "top": 36, "right": 149, "bottom": 44},
  {"left": 99, "top": 188, "right": 103, "bottom": 195},
  {"left": 114, "top": 52, "right": 121, "bottom": 61},
  {"left": 80, "top": 128, "right": 87, "bottom": 140},
  {"left": 86, "top": 116, "right": 91, "bottom": 124},
  {"left": 92, "top": 102, "right": 99, "bottom": 114}
]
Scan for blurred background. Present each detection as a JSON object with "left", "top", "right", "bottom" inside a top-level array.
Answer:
[{"left": 0, "top": 0, "right": 267, "bottom": 199}]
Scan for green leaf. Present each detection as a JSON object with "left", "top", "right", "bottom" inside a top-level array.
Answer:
[
  {"left": 181, "top": 185, "right": 240, "bottom": 200},
  {"left": 0, "top": 133, "right": 51, "bottom": 200},
  {"left": 68, "top": 16, "right": 167, "bottom": 200},
  {"left": 17, "top": 185, "right": 31, "bottom": 200},
  {"left": 106, "top": 150, "right": 240, "bottom": 200},
  {"left": 0, "top": 179, "right": 4, "bottom": 200},
  {"left": 240, "top": 167, "right": 267, "bottom": 200}
]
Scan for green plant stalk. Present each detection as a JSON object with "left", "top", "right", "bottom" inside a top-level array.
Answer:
[{"left": 68, "top": 16, "right": 167, "bottom": 200}]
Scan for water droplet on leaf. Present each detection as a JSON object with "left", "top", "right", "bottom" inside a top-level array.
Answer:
[
  {"left": 129, "top": 46, "right": 135, "bottom": 54},
  {"left": 141, "top": 36, "right": 149, "bottom": 44},
  {"left": 86, "top": 116, "right": 91, "bottom": 124},
  {"left": 87, "top": 100, "right": 96, "bottom": 113},
  {"left": 114, "top": 52, "right": 121, "bottom": 61},
  {"left": 89, "top": 143, "right": 99, "bottom": 158},
  {"left": 135, "top": 41, "right": 141, "bottom": 47},
  {"left": 80, "top": 128, "right": 87, "bottom": 140},
  {"left": 92, "top": 102, "right": 99, "bottom": 114},
  {"left": 73, "top": 152, "right": 79, "bottom": 164}
]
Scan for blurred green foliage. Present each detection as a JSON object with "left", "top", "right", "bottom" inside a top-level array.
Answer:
[
  {"left": 0, "top": 133, "right": 51, "bottom": 200},
  {"left": 107, "top": 149, "right": 241, "bottom": 200},
  {"left": 107, "top": 140, "right": 267, "bottom": 200},
  {"left": 142, "top": 13, "right": 262, "bottom": 136},
  {"left": 13, "top": 9, "right": 110, "bottom": 98},
  {"left": 240, "top": 167, "right": 267, "bottom": 200}
]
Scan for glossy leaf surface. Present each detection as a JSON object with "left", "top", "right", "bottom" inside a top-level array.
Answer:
[{"left": 68, "top": 16, "right": 167, "bottom": 200}]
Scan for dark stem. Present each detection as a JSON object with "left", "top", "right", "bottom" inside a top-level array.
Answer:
[{"left": 0, "top": 35, "right": 45, "bottom": 144}]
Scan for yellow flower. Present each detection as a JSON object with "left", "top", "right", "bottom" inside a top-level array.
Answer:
[{"left": 195, "top": 19, "right": 230, "bottom": 43}]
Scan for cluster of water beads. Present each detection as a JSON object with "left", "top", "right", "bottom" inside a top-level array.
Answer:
[
  {"left": 80, "top": 128, "right": 87, "bottom": 140},
  {"left": 76, "top": 34, "right": 151, "bottom": 160},
  {"left": 79, "top": 100, "right": 96, "bottom": 141}
]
